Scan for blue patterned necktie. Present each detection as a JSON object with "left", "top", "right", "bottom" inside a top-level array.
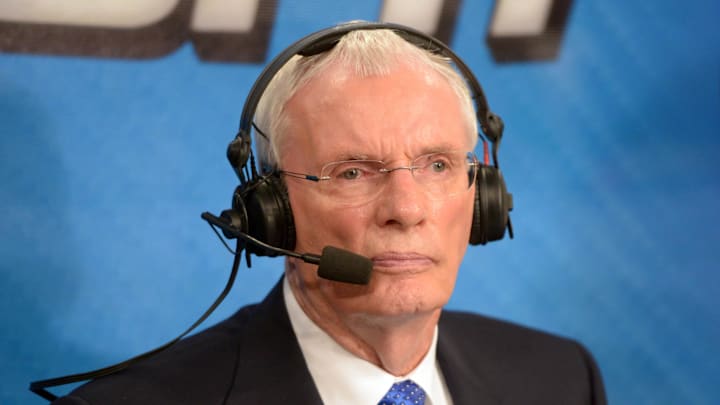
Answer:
[{"left": 378, "top": 379, "right": 427, "bottom": 405}]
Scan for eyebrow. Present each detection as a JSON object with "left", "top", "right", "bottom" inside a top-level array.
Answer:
[
  {"left": 331, "top": 153, "right": 372, "bottom": 161},
  {"left": 328, "top": 142, "right": 466, "bottom": 163},
  {"left": 418, "top": 142, "right": 463, "bottom": 155}
]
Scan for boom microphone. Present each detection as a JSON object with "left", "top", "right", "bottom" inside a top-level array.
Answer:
[{"left": 201, "top": 212, "right": 372, "bottom": 285}]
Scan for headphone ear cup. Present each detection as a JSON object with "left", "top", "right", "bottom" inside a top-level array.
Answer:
[
  {"left": 233, "top": 174, "right": 296, "bottom": 255},
  {"left": 470, "top": 166, "right": 512, "bottom": 245}
]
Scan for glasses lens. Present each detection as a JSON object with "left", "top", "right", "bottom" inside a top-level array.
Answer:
[
  {"left": 319, "top": 160, "right": 384, "bottom": 201},
  {"left": 412, "top": 151, "right": 477, "bottom": 198}
]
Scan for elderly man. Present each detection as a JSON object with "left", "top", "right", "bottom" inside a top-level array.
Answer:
[{"left": 49, "top": 22, "right": 605, "bottom": 405}]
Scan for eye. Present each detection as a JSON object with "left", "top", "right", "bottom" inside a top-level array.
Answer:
[
  {"left": 323, "top": 160, "right": 383, "bottom": 182},
  {"left": 341, "top": 167, "right": 362, "bottom": 180},
  {"left": 327, "top": 161, "right": 378, "bottom": 181},
  {"left": 424, "top": 154, "right": 455, "bottom": 173},
  {"left": 430, "top": 160, "right": 447, "bottom": 172}
]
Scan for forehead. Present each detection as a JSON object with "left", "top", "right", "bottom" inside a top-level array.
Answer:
[{"left": 281, "top": 62, "right": 474, "bottom": 165}]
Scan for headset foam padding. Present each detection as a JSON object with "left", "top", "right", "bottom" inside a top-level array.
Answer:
[
  {"left": 470, "top": 165, "right": 511, "bottom": 245},
  {"left": 317, "top": 246, "right": 373, "bottom": 285},
  {"left": 233, "top": 174, "right": 296, "bottom": 255}
]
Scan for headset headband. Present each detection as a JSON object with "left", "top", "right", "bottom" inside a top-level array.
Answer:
[{"left": 230, "top": 21, "right": 504, "bottom": 176}]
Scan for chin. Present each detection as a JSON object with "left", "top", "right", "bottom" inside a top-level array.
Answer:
[{"left": 342, "top": 276, "right": 449, "bottom": 318}]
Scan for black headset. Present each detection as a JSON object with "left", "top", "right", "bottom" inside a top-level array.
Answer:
[{"left": 223, "top": 21, "right": 513, "bottom": 255}]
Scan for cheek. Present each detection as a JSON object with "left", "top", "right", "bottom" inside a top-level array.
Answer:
[
  {"left": 288, "top": 186, "right": 372, "bottom": 252},
  {"left": 434, "top": 190, "right": 475, "bottom": 239},
  {"left": 435, "top": 191, "right": 475, "bottom": 269}
]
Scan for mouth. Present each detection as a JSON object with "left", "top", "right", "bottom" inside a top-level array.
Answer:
[{"left": 370, "top": 252, "right": 434, "bottom": 272}]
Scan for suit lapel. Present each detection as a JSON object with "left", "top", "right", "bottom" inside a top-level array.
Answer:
[
  {"left": 225, "top": 278, "right": 323, "bottom": 405},
  {"left": 438, "top": 313, "right": 503, "bottom": 405}
]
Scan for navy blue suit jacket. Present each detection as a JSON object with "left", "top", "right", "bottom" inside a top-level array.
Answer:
[{"left": 54, "top": 279, "right": 606, "bottom": 404}]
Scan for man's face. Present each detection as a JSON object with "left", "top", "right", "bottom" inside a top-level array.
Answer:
[{"left": 280, "top": 62, "right": 475, "bottom": 321}]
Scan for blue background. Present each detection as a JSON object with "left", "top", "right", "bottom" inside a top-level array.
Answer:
[{"left": 1, "top": 1, "right": 718, "bottom": 403}]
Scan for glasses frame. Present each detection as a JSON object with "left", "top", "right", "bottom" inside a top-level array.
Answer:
[{"left": 278, "top": 150, "right": 480, "bottom": 202}]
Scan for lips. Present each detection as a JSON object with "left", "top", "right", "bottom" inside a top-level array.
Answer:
[{"left": 371, "top": 252, "right": 434, "bottom": 271}]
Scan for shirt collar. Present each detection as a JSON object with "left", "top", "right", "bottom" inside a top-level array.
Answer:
[{"left": 283, "top": 276, "right": 451, "bottom": 405}]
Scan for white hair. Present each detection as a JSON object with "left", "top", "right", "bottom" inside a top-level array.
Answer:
[{"left": 254, "top": 27, "right": 478, "bottom": 170}]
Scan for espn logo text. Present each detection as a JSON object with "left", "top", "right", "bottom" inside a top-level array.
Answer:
[{"left": 0, "top": 0, "right": 573, "bottom": 63}]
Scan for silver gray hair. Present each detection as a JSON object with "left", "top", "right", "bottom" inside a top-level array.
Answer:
[{"left": 254, "top": 27, "right": 478, "bottom": 170}]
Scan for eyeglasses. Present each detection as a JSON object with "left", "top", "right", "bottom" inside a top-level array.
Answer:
[{"left": 279, "top": 150, "right": 479, "bottom": 205}]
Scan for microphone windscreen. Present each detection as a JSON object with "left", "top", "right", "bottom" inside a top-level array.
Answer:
[{"left": 317, "top": 246, "right": 373, "bottom": 285}]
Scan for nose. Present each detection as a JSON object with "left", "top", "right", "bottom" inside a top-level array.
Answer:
[{"left": 375, "top": 168, "right": 427, "bottom": 229}]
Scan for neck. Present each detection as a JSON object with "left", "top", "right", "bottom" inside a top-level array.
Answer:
[
  {"left": 342, "top": 311, "right": 441, "bottom": 375},
  {"left": 286, "top": 264, "right": 440, "bottom": 376}
]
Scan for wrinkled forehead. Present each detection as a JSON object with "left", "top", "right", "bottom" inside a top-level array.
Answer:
[{"left": 280, "top": 63, "right": 475, "bottom": 165}]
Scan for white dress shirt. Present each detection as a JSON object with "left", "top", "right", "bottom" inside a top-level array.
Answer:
[{"left": 283, "top": 277, "right": 453, "bottom": 405}]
